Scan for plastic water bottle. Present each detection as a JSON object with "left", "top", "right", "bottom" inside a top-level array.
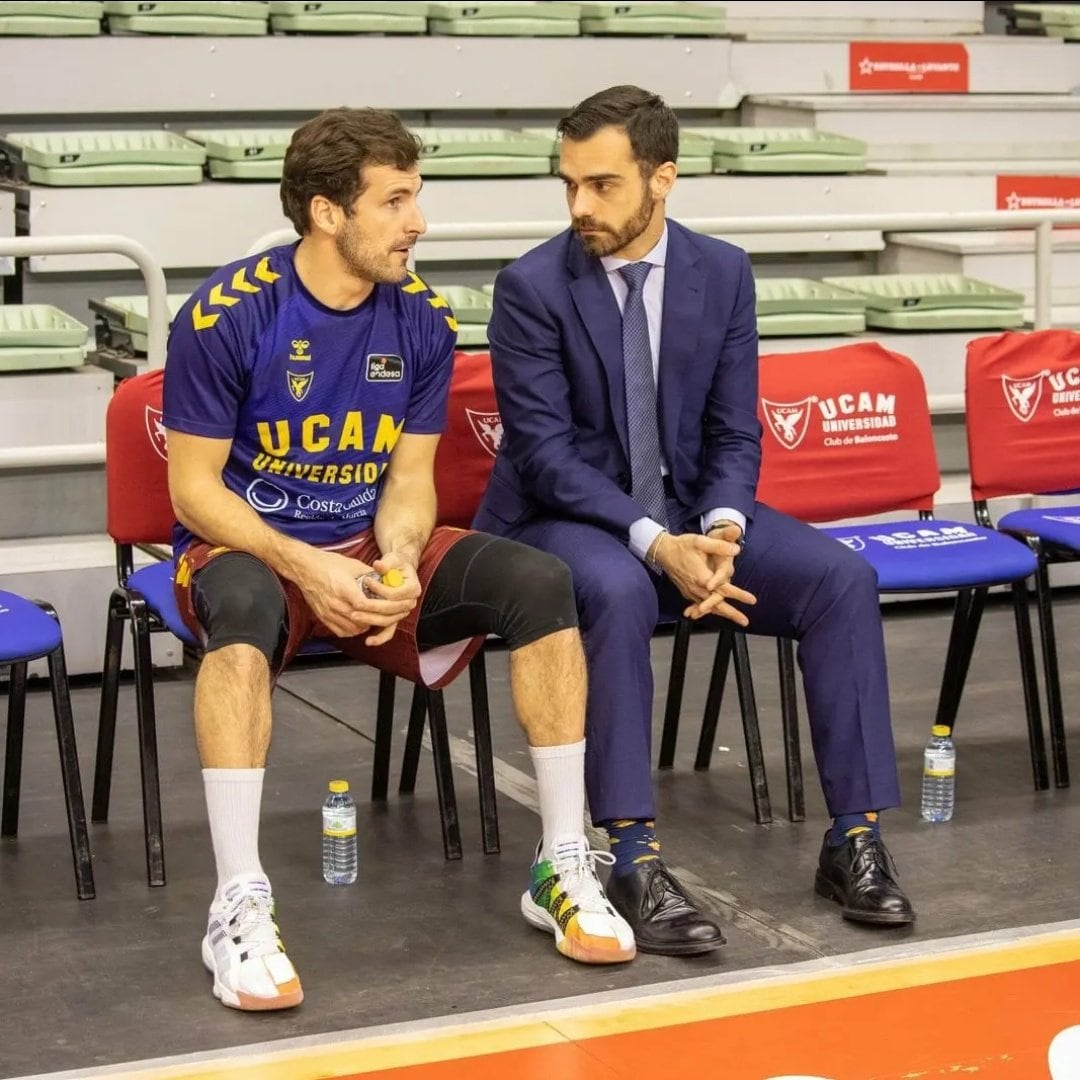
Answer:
[
  {"left": 322, "top": 780, "right": 357, "bottom": 885},
  {"left": 920, "top": 725, "right": 956, "bottom": 823}
]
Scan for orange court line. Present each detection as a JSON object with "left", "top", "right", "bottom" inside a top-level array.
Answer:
[{"left": 48, "top": 928, "right": 1080, "bottom": 1080}]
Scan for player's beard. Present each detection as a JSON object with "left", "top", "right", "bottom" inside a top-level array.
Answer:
[
  {"left": 335, "top": 223, "right": 410, "bottom": 285},
  {"left": 573, "top": 184, "right": 655, "bottom": 257}
]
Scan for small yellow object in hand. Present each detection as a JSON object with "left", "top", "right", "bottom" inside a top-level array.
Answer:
[{"left": 382, "top": 568, "right": 405, "bottom": 588}]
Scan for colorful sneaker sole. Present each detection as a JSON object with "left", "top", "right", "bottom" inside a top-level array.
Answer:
[
  {"left": 520, "top": 891, "right": 636, "bottom": 965},
  {"left": 201, "top": 936, "right": 305, "bottom": 1011}
]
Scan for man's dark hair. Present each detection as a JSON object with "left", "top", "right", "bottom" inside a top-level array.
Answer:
[
  {"left": 280, "top": 107, "right": 422, "bottom": 234},
  {"left": 556, "top": 85, "right": 679, "bottom": 174}
]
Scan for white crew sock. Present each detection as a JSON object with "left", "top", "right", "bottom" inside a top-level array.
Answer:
[
  {"left": 529, "top": 739, "right": 587, "bottom": 860},
  {"left": 203, "top": 768, "right": 266, "bottom": 894}
]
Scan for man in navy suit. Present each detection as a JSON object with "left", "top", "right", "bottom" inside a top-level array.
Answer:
[{"left": 474, "top": 85, "right": 915, "bottom": 955}]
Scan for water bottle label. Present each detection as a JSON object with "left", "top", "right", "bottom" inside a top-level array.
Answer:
[
  {"left": 323, "top": 809, "right": 356, "bottom": 838},
  {"left": 924, "top": 750, "right": 955, "bottom": 778}
]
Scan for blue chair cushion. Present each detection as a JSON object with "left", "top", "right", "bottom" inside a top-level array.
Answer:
[
  {"left": 127, "top": 561, "right": 200, "bottom": 648},
  {"left": 0, "top": 589, "right": 62, "bottom": 664},
  {"left": 998, "top": 507, "right": 1080, "bottom": 552},
  {"left": 822, "top": 519, "right": 1038, "bottom": 591}
]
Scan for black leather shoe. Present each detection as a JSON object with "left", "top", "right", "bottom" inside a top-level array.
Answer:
[
  {"left": 604, "top": 859, "right": 726, "bottom": 956},
  {"left": 815, "top": 831, "right": 915, "bottom": 927}
]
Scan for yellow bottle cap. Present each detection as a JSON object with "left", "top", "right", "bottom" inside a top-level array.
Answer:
[
  {"left": 382, "top": 568, "right": 405, "bottom": 588},
  {"left": 931, "top": 725, "right": 951, "bottom": 737},
  {"left": 328, "top": 780, "right": 349, "bottom": 794}
]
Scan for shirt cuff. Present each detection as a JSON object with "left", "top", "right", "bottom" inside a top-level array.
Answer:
[
  {"left": 628, "top": 517, "right": 666, "bottom": 562},
  {"left": 701, "top": 508, "right": 747, "bottom": 537}
]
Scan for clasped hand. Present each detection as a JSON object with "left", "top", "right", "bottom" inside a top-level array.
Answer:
[
  {"left": 654, "top": 528, "right": 757, "bottom": 627},
  {"left": 296, "top": 548, "right": 421, "bottom": 646}
]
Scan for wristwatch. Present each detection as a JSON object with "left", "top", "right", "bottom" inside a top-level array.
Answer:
[{"left": 706, "top": 519, "right": 745, "bottom": 552}]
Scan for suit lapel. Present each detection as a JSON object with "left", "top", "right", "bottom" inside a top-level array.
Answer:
[
  {"left": 658, "top": 225, "right": 704, "bottom": 463},
  {"left": 568, "top": 241, "right": 630, "bottom": 461}
]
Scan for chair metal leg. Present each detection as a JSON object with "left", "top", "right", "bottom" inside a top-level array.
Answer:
[
  {"left": 695, "top": 630, "right": 734, "bottom": 771},
  {"left": 92, "top": 590, "right": 127, "bottom": 823},
  {"left": 778, "top": 638, "right": 805, "bottom": 822},
  {"left": 129, "top": 597, "right": 165, "bottom": 887},
  {"left": 934, "top": 588, "right": 986, "bottom": 731},
  {"left": 468, "top": 651, "right": 500, "bottom": 855},
  {"left": 1032, "top": 550, "right": 1069, "bottom": 788},
  {"left": 2, "top": 661, "right": 27, "bottom": 837},
  {"left": 658, "top": 618, "right": 692, "bottom": 770},
  {"left": 425, "top": 689, "right": 462, "bottom": 861},
  {"left": 1012, "top": 578, "right": 1051, "bottom": 792},
  {"left": 732, "top": 633, "right": 772, "bottom": 826},
  {"left": 398, "top": 682, "right": 428, "bottom": 795},
  {"left": 371, "top": 671, "right": 396, "bottom": 802},
  {"left": 46, "top": 641, "right": 96, "bottom": 900}
]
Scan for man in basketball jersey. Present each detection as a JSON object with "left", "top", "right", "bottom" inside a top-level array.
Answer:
[{"left": 163, "top": 108, "right": 635, "bottom": 1012}]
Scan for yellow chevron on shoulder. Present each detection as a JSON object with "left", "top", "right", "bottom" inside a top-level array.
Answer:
[
  {"left": 231, "top": 267, "right": 261, "bottom": 294},
  {"left": 444, "top": 314, "right": 459, "bottom": 332},
  {"left": 401, "top": 270, "right": 428, "bottom": 295},
  {"left": 254, "top": 255, "right": 281, "bottom": 284},
  {"left": 208, "top": 282, "right": 240, "bottom": 308},
  {"left": 427, "top": 293, "right": 449, "bottom": 310},
  {"left": 191, "top": 300, "right": 219, "bottom": 332}
]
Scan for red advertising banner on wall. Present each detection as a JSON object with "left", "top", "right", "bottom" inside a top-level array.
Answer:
[
  {"left": 848, "top": 42, "right": 969, "bottom": 92},
  {"left": 996, "top": 175, "right": 1080, "bottom": 211}
]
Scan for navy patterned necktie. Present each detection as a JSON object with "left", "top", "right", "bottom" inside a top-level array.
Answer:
[{"left": 618, "top": 261, "right": 668, "bottom": 527}]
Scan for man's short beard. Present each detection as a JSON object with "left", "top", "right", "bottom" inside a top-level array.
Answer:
[{"left": 574, "top": 185, "right": 655, "bottom": 257}]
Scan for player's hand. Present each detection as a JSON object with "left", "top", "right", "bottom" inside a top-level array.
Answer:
[
  {"left": 294, "top": 549, "right": 413, "bottom": 640},
  {"left": 357, "top": 551, "right": 422, "bottom": 647}
]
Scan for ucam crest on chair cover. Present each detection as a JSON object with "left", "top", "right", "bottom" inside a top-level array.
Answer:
[
  {"left": 762, "top": 396, "right": 813, "bottom": 450},
  {"left": 145, "top": 404, "right": 168, "bottom": 460},
  {"left": 465, "top": 407, "right": 503, "bottom": 457},
  {"left": 1001, "top": 371, "right": 1047, "bottom": 423}
]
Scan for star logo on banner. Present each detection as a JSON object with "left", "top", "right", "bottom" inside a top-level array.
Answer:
[
  {"left": 1005, "top": 191, "right": 1022, "bottom": 210},
  {"left": 858, "top": 56, "right": 875, "bottom": 76}
]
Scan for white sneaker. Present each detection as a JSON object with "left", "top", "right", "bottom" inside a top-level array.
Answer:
[
  {"left": 521, "top": 836, "right": 636, "bottom": 964},
  {"left": 201, "top": 874, "right": 303, "bottom": 1011}
]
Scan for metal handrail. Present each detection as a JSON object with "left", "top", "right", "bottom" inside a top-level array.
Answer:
[
  {"left": 0, "top": 234, "right": 168, "bottom": 471},
  {"left": 9, "top": 211, "right": 1080, "bottom": 472},
  {"left": 249, "top": 208, "right": 1080, "bottom": 331}
]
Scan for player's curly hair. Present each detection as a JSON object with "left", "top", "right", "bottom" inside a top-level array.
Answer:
[{"left": 281, "top": 107, "right": 422, "bottom": 234}]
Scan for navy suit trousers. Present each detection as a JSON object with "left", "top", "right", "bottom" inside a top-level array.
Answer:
[{"left": 501, "top": 502, "right": 902, "bottom": 824}]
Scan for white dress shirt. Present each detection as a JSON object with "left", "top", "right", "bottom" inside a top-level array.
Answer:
[{"left": 601, "top": 226, "right": 747, "bottom": 561}]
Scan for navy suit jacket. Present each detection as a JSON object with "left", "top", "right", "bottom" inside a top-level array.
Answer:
[{"left": 472, "top": 218, "right": 763, "bottom": 541}]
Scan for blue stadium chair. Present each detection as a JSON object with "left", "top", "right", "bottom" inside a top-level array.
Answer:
[
  {"left": 668, "top": 343, "right": 1049, "bottom": 798},
  {"left": 1, "top": 590, "right": 95, "bottom": 899}
]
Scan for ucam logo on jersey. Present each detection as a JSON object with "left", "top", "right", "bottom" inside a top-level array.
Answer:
[{"left": 762, "top": 390, "right": 898, "bottom": 450}]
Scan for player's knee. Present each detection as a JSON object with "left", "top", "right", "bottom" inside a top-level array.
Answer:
[
  {"left": 193, "top": 554, "right": 285, "bottom": 663},
  {"left": 500, "top": 548, "right": 579, "bottom": 648}
]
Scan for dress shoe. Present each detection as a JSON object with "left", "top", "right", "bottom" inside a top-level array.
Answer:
[
  {"left": 604, "top": 859, "right": 726, "bottom": 956},
  {"left": 814, "top": 830, "right": 915, "bottom": 927}
]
